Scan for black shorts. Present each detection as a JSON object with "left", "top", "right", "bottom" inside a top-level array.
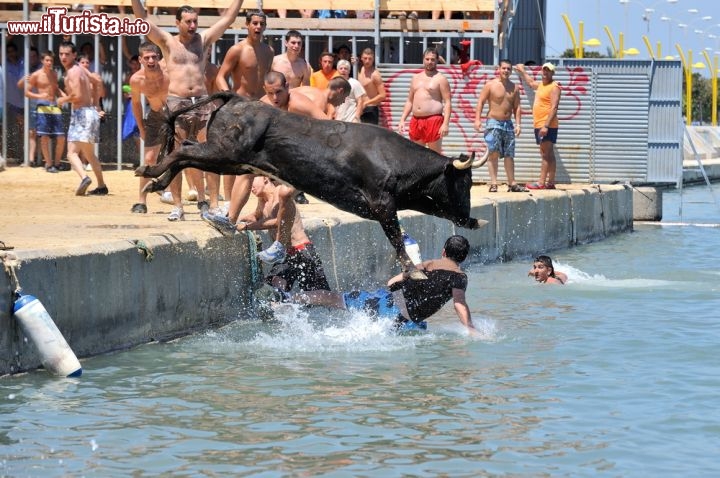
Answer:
[
  {"left": 266, "top": 242, "right": 330, "bottom": 292},
  {"left": 360, "top": 105, "right": 379, "bottom": 125}
]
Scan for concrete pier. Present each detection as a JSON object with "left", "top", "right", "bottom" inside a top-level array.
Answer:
[{"left": 0, "top": 168, "right": 634, "bottom": 375}]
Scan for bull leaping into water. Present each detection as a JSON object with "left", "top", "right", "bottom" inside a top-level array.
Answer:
[{"left": 136, "top": 92, "right": 487, "bottom": 278}]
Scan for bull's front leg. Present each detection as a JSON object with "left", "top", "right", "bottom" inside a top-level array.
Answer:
[{"left": 377, "top": 212, "right": 427, "bottom": 281}]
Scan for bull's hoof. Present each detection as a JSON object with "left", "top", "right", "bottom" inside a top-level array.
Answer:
[
  {"left": 142, "top": 180, "right": 163, "bottom": 194},
  {"left": 408, "top": 269, "right": 428, "bottom": 280},
  {"left": 134, "top": 165, "right": 148, "bottom": 177},
  {"left": 462, "top": 218, "right": 489, "bottom": 230}
]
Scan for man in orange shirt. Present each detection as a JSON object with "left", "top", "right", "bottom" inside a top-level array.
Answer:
[
  {"left": 310, "top": 51, "right": 339, "bottom": 89},
  {"left": 515, "top": 62, "right": 561, "bottom": 190}
]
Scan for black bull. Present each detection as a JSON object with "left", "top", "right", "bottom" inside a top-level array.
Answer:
[{"left": 137, "top": 92, "right": 488, "bottom": 276}]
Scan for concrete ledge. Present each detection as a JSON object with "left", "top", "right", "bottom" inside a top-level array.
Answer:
[{"left": 0, "top": 185, "right": 633, "bottom": 376}]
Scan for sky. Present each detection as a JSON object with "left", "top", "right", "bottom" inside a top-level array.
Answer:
[{"left": 545, "top": 0, "right": 719, "bottom": 75}]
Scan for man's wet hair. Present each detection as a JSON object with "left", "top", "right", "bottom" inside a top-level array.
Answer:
[
  {"left": 41, "top": 50, "right": 55, "bottom": 60},
  {"left": 285, "top": 30, "right": 303, "bottom": 41},
  {"left": 328, "top": 76, "right": 351, "bottom": 94},
  {"left": 59, "top": 41, "right": 77, "bottom": 53},
  {"left": 138, "top": 41, "right": 161, "bottom": 57},
  {"left": 444, "top": 235, "right": 470, "bottom": 263},
  {"left": 423, "top": 47, "right": 439, "bottom": 58},
  {"left": 265, "top": 70, "right": 288, "bottom": 87},
  {"left": 176, "top": 5, "right": 196, "bottom": 20},
  {"left": 534, "top": 255, "right": 556, "bottom": 275},
  {"left": 246, "top": 9, "right": 266, "bottom": 23}
]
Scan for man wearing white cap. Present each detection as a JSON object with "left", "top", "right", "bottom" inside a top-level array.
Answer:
[{"left": 514, "top": 62, "right": 561, "bottom": 190}]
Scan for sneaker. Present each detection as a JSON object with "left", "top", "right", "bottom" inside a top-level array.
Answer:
[
  {"left": 46, "top": 166, "right": 59, "bottom": 173},
  {"left": 131, "top": 203, "right": 148, "bottom": 214},
  {"left": 88, "top": 186, "right": 109, "bottom": 196},
  {"left": 545, "top": 183, "right": 557, "bottom": 190},
  {"left": 186, "top": 188, "right": 198, "bottom": 201},
  {"left": 84, "top": 163, "right": 92, "bottom": 171},
  {"left": 167, "top": 207, "right": 185, "bottom": 221},
  {"left": 75, "top": 176, "right": 92, "bottom": 196},
  {"left": 508, "top": 184, "right": 528, "bottom": 192},
  {"left": 257, "top": 240, "right": 286, "bottom": 264},
  {"left": 197, "top": 200, "right": 210, "bottom": 214},
  {"left": 159, "top": 191, "right": 174, "bottom": 205},
  {"left": 201, "top": 212, "right": 237, "bottom": 236},
  {"left": 207, "top": 206, "right": 224, "bottom": 216},
  {"left": 525, "top": 182, "right": 546, "bottom": 190},
  {"left": 294, "top": 192, "right": 309, "bottom": 204},
  {"left": 254, "top": 284, "right": 289, "bottom": 303}
]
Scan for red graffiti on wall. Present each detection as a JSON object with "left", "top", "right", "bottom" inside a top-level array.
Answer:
[{"left": 380, "top": 64, "right": 590, "bottom": 154}]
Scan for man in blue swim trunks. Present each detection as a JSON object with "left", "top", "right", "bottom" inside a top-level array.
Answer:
[
  {"left": 286, "top": 235, "right": 480, "bottom": 336},
  {"left": 25, "top": 50, "right": 66, "bottom": 173},
  {"left": 474, "top": 59, "right": 527, "bottom": 193}
]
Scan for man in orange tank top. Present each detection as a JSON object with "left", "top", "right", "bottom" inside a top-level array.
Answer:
[{"left": 515, "top": 62, "right": 561, "bottom": 190}]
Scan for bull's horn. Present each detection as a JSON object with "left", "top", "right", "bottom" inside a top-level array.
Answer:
[
  {"left": 472, "top": 149, "right": 489, "bottom": 168},
  {"left": 452, "top": 151, "right": 475, "bottom": 170}
]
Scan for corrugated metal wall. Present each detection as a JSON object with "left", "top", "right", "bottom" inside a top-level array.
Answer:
[{"left": 377, "top": 59, "right": 683, "bottom": 185}]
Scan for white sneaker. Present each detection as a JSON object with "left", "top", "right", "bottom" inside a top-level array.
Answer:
[
  {"left": 84, "top": 163, "right": 92, "bottom": 171},
  {"left": 256, "top": 240, "right": 286, "bottom": 264},
  {"left": 167, "top": 207, "right": 185, "bottom": 221},
  {"left": 160, "top": 191, "right": 174, "bottom": 205},
  {"left": 186, "top": 188, "right": 198, "bottom": 201}
]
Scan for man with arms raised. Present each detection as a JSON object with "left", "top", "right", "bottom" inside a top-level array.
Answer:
[
  {"left": 129, "top": 42, "right": 170, "bottom": 213},
  {"left": 271, "top": 30, "right": 311, "bottom": 88},
  {"left": 474, "top": 59, "right": 526, "bottom": 193},
  {"left": 397, "top": 48, "right": 451, "bottom": 154},
  {"left": 57, "top": 41, "right": 108, "bottom": 196},
  {"left": 131, "top": 0, "right": 243, "bottom": 221},
  {"left": 358, "top": 47, "right": 386, "bottom": 125}
]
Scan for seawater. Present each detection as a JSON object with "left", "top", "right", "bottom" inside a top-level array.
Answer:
[{"left": 2, "top": 185, "right": 719, "bottom": 477}]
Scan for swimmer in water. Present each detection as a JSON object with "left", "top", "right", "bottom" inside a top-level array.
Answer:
[{"left": 529, "top": 255, "right": 567, "bottom": 284}]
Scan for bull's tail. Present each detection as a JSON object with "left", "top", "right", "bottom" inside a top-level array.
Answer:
[{"left": 157, "top": 91, "right": 240, "bottom": 159}]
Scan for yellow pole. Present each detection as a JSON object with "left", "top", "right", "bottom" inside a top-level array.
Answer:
[
  {"left": 656, "top": 41, "right": 661, "bottom": 59},
  {"left": 604, "top": 25, "right": 618, "bottom": 58},
  {"left": 562, "top": 14, "right": 580, "bottom": 58},
  {"left": 676, "top": 45, "right": 692, "bottom": 125},
  {"left": 619, "top": 32, "right": 625, "bottom": 59},
  {"left": 579, "top": 21, "right": 584, "bottom": 58},
  {"left": 702, "top": 50, "right": 718, "bottom": 126},
  {"left": 642, "top": 35, "right": 655, "bottom": 59}
]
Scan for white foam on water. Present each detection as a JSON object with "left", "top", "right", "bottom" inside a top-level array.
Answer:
[
  {"left": 247, "top": 304, "right": 426, "bottom": 353},
  {"left": 554, "top": 261, "right": 678, "bottom": 288}
]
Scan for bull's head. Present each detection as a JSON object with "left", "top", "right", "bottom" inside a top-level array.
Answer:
[{"left": 452, "top": 150, "right": 489, "bottom": 169}]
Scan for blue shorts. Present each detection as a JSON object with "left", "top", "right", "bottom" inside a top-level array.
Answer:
[
  {"left": 343, "top": 288, "right": 400, "bottom": 319},
  {"left": 534, "top": 127, "right": 558, "bottom": 144},
  {"left": 485, "top": 118, "right": 516, "bottom": 157},
  {"left": 36, "top": 103, "right": 65, "bottom": 136},
  {"left": 68, "top": 107, "right": 100, "bottom": 143}
]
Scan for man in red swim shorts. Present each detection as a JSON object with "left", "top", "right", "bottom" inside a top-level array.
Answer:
[{"left": 397, "top": 47, "right": 451, "bottom": 153}]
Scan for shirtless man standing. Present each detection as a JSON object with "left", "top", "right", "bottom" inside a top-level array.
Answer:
[
  {"left": 397, "top": 48, "right": 451, "bottom": 153},
  {"left": 358, "top": 48, "right": 386, "bottom": 125},
  {"left": 57, "top": 41, "right": 108, "bottom": 196},
  {"left": 204, "top": 71, "right": 330, "bottom": 264},
  {"left": 131, "top": 0, "right": 243, "bottom": 221},
  {"left": 129, "top": 42, "right": 170, "bottom": 213},
  {"left": 271, "top": 30, "right": 311, "bottom": 88},
  {"left": 211, "top": 9, "right": 274, "bottom": 231},
  {"left": 215, "top": 10, "right": 273, "bottom": 98},
  {"left": 474, "top": 59, "right": 526, "bottom": 193},
  {"left": 25, "top": 51, "right": 66, "bottom": 173}
]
